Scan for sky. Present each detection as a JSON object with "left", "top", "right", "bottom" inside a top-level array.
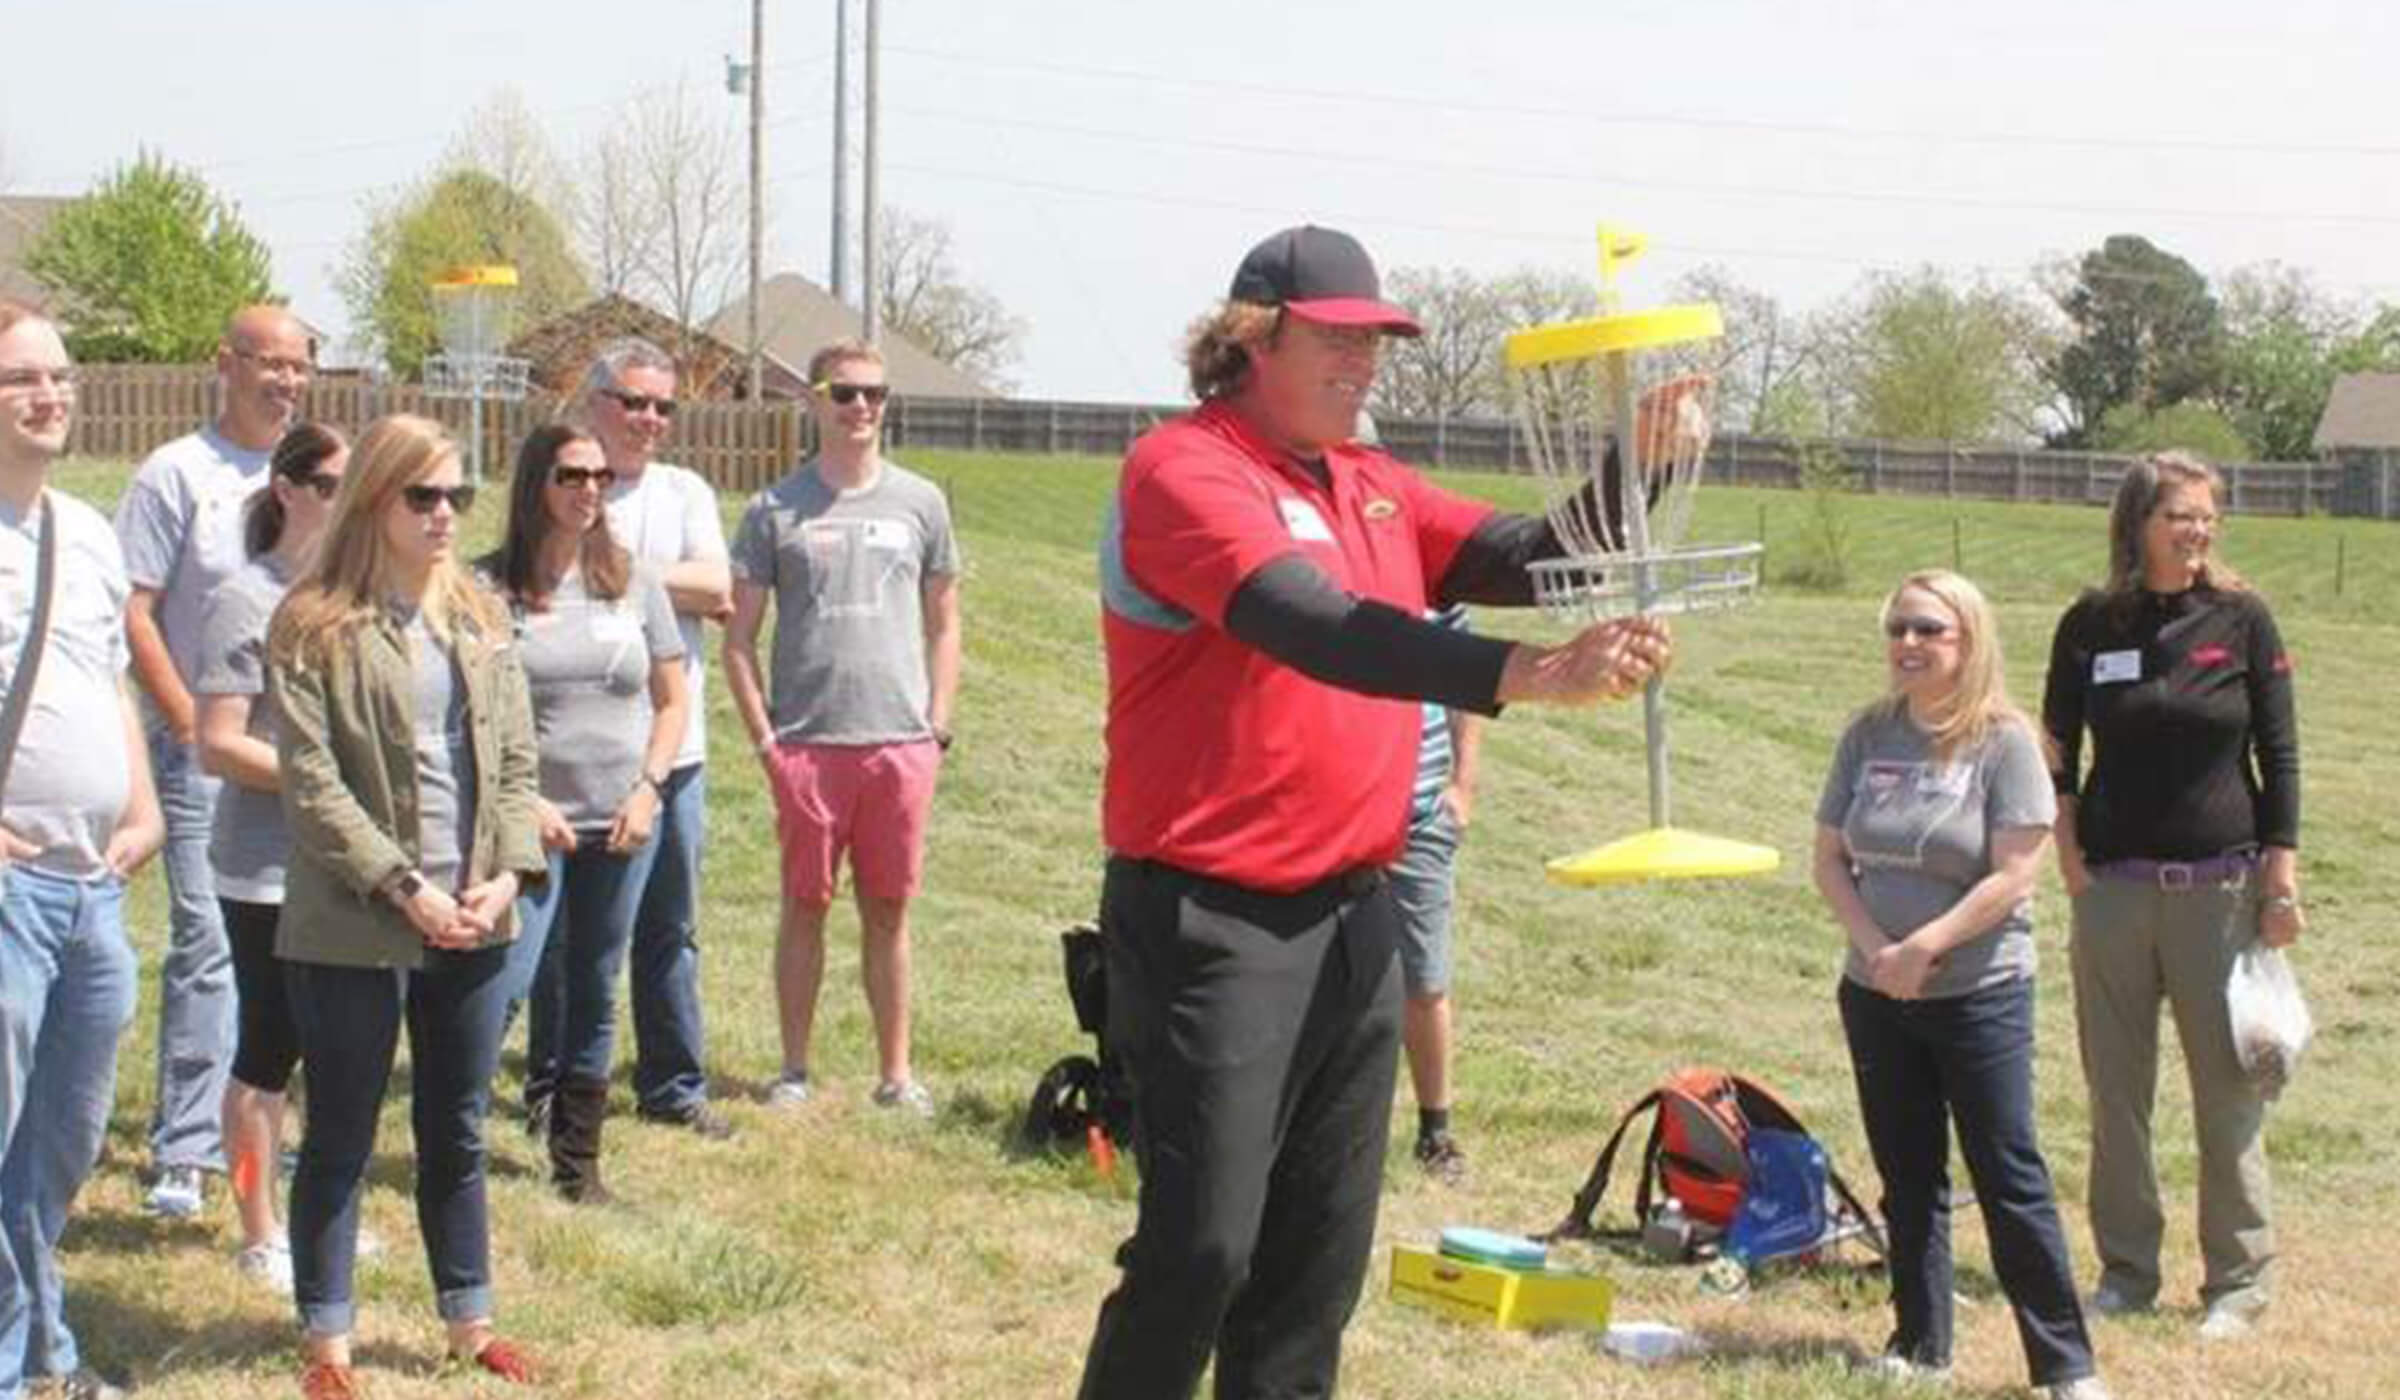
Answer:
[{"left": 6, "top": 0, "right": 2398, "bottom": 404}]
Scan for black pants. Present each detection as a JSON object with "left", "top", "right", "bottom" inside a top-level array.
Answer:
[
  {"left": 221, "top": 899, "right": 299, "bottom": 1093},
  {"left": 1078, "top": 857, "right": 1402, "bottom": 1400},
  {"left": 1840, "top": 977, "right": 2096, "bottom": 1386}
]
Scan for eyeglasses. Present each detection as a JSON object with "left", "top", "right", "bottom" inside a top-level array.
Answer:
[
  {"left": 815, "top": 381, "right": 890, "bottom": 407},
  {"left": 1884, "top": 617, "right": 1954, "bottom": 641},
  {"left": 0, "top": 366, "right": 77, "bottom": 394},
  {"left": 604, "top": 389, "right": 677, "bottom": 419},
  {"left": 230, "top": 348, "right": 315, "bottom": 378},
  {"left": 552, "top": 465, "right": 617, "bottom": 490},
  {"left": 400, "top": 484, "right": 478, "bottom": 515},
  {"left": 297, "top": 472, "right": 343, "bottom": 500}
]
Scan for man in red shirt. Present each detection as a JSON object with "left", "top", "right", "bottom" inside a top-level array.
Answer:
[{"left": 1082, "top": 226, "right": 1669, "bottom": 1398}]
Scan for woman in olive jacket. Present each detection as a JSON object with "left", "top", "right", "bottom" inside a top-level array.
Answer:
[{"left": 266, "top": 414, "right": 548, "bottom": 1398}]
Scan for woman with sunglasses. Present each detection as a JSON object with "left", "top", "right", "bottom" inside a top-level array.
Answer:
[
  {"left": 191, "top": 422, "right": 345, "bottom": 1296},
  {"left": 484, "top": 424, "right": 687, "bottom": 1204},
  {"left": 2042, "top": 453, "right": 2301, "bottom": 1341},
  {"left": 1814, "top": 570, "right": 2106, "bottom": 1400},
  {"left": 265, "top": 414, "right": 547, "bottom": 1397}
]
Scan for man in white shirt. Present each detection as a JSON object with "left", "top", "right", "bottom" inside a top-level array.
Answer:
[
  {"left": 114, "top": 306, "right": 311, "bottom": 1218},
  {"left": 0, "top": 301, "right": 163, "bottom": 1400}
]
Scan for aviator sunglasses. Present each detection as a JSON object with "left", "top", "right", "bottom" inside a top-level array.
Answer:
[
  {"left": 400, "top": 484, "right": 478, "bottom": 515},
  {"left": 816, "top": 381, "right": 890, "bottom": 407}
]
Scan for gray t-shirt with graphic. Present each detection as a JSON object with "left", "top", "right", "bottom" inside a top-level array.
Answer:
[
  {"left": 730, "top": 460, "right": 960, "bottom": 745},
  {"left": 1815, "top": 707, "right": 2056, "bottom": 999},
  {"left": 115, "top": 426, "right": 272, "bottom": 691},
  {"left": 508, "top": 565, "right": 684, "bottom": 830},
  {"left": 195, "top": 558, "right": 293, "bottom": 902}
]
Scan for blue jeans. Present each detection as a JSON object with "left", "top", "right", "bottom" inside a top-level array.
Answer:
[
  {"left": 284, "top": 947, "right": 512, "bottom": 1337},
  {"left": 145, "top": 729, "right": 231, "bottom": 1171},
  {"left": 1839, "top": 977, "right": 2095, "bottom": 1387},
  {"left": 510, "top": 831, "right": 662, "bottom": 1100},
  {"left": 628, "top": 763, "right": 709, "bottom": 1115},
  {"left": 0, "top": 869, "right": 135, "bottom": 1396}
]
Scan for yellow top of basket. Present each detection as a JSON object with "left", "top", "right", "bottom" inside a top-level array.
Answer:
[
  {"left": 431, "top": 265, "right": 520, "bottom": 289},
  {"left": 1504, "top": 303, "right": 1723, "bottom": 368}
]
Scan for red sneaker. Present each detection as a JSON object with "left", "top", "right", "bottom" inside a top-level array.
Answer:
[
  {"left": 456, "top": 1336, "right": 542, "bottom": 1385},
  {"left": 299, "top": 1360, "right": 365, "bottom": 1400}
]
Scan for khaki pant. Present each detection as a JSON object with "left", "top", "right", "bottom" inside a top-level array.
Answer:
[{"left": 2070, "top": 875, "right": 2274, "bottom": 1310}]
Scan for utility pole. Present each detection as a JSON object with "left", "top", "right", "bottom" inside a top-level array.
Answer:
[
  {"left": 862, "top": 0, "right": 881, "bottom": 343},
  {"left": 745, "top": 0, "right": 764, "bottom": 399},
  {"left": 829, "top": 0, "right": 852, "bottom": 306}
]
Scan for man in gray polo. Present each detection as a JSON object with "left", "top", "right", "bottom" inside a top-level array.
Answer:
[
  {"left": 115, "top": 305, "right": 311, "bottom": 1217},
  {"left": 0, "top": 300, "right": 163, "bottom": 1400}
]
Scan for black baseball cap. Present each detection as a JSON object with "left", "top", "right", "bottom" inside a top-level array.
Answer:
[{"left": 1228, "top": 225, "right": 1421, "bottom": 337}]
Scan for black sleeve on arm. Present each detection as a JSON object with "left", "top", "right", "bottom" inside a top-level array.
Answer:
[
  {"left": 2040, "top": 603, "right": 2087, "bottom": 798},
  {"left": 1435, "top": 443, "right": 1639, "bottom": 606},
  {"left": 1224, "top": 555, "right": 1516, "bottom": 715},
  {"left": 2245, "top": 599, "right": 2302, "bottom": 847}
]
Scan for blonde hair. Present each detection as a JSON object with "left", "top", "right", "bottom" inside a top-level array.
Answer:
[
  {"left": 1182, "top": 301, "right": 1281, "bottom": 401},
  {"left": 2105, "top": 451, "right": 2246, "bottom": 602},
  {"left": 1873, "top": 569, "right": 2026, "bottom": 758},
  {"left": 270, "top": 414, "right": 502, "bottom": 669}
]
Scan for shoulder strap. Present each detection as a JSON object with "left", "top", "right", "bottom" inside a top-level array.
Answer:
[
  {"left": 1543, "top": 1088, "right": 1663, "bottom": 1241},
  {"left": 0, "top": 495, "right": 61, "bottom": 804}
]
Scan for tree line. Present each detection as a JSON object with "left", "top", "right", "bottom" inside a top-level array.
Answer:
[
  {"left": 1376, "top": 238, "right": 2400, "bottom": 461},
  {"left": 15, "top": 89, "right": 1027, "bottom": 390}
]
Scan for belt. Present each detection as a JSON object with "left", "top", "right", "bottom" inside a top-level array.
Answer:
[
  {"left": 2090, "top": 851, "right": 2253, "bottom": 891},
  {"left": 1111, "top": 855, "right": 1387, "bottom": 899}
]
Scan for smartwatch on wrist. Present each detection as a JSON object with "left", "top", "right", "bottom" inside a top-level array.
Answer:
[
  {"left": 934, "top": 727, "right": 955, "bottom": 753},
  {"left": 387, "top": 869, "right": 425, "bottom": 904}
]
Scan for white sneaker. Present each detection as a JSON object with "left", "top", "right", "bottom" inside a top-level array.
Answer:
[
  {"left": 2198, "top": 1299, "right": 2260, "bottom": 1341},
  {"left": 1857, "top": 1353, "right": 1950, "bottom": 1387},
  {"left": 143, "top": 1165, "right": 206, "bottom": 1220},
  {"left": 2046, "top": 1378, "right": 2114, "bottom": 1400},
  {"left": 871, "top": 1079, "right": 935, "bottom": 1118},
  {"left": 766, "top": 1071, "right": 812, "bottom": 1110},
  {"left": 235, "top": 1239, "right": 294, "bottom": 1296}
]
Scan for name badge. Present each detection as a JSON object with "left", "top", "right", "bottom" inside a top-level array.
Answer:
[
  {"left": 1278, "top": 498, "right": 1335, "bottom": 544},
  {"left": 2092, "top": 649, "right": 2141, "bottom": 685}
]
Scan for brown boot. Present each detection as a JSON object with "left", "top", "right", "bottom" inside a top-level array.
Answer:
[{"left": 548, "top": 1076, "right": 614, "bottom": 1205}]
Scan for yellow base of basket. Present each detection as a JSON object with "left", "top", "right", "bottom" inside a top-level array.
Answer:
[{"left": 1546, "top": 827, "right": 1781, "bottom": 887}]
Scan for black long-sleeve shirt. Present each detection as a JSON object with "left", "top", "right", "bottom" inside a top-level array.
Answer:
[{"left": 2041, "top": 585, "right": 2300, "bottom": 862}]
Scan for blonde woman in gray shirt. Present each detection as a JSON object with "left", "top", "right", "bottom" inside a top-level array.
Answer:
[{"left": 1813, "top": 570, "right": 2107, "bottom": 1400}]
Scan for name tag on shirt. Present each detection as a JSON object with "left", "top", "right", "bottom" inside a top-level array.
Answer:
[
  {"left": 2092, "top": 649, "right": 2141, "bottom": 685},
  {"left": 1278, "top": 498, "right": 1335, "bottom": 543}
]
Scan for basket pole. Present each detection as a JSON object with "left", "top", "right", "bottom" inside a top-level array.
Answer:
[{"left": 1604, "top": 347, "right": 1671, "bottom": 829}]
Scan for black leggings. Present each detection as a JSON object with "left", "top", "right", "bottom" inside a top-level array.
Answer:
[{"left": 223, "top": 897, "right": 301, "bottom": 1092}]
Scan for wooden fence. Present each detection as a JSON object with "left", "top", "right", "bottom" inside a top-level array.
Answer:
[{"left": 63, "top": 366, "right": 2382, "bottom": 518}]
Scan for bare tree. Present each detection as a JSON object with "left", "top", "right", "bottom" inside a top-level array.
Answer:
[
  {"left": 625, "top": 84, "right": 744, "bottom": 348},
  {"left": 875, "top": 207, "right": 1024, "bottom": 389},
  {"left": 1376, "top": 267, "right": 1508, "bottom": 419},
  {"left": 575, "top": 124, "right": 655, "bottom": 299},
  {"left": 448, "top": 89, "right": 572, "bottom": 230},
  {"left": 1666, "top": 267, "right": 1819, "bottom": 434}
]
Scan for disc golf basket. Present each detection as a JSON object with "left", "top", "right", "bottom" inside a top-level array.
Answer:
[
  {"left": 421, "top": 265, "right": 533, "bottom": 481},
  {"left": 1504, "top": 227, "right": 1777, "bottom": 886}
]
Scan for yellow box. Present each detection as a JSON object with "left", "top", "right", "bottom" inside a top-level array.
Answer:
[{"left": 1388, "top": 1246, "right": 1614, "bottom": 1332}]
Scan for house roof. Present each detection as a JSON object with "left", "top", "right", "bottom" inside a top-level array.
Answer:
[
  {"left": 0, "top": 196, "right": 75, "bottom": 309},
  {"left": 506, "top": 292, "right": 807, "bottom": 400},
  {"left": 2313, "top": 372, "right": 2400, "bottom": 452},
  {"left": 705, "top": 274, "right": 999, "bottom": 400}
]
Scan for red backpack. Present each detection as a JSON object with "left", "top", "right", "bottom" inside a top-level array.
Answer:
[{"left": 1545, "top": 1068, "right": 1878, "bottom": 1247}]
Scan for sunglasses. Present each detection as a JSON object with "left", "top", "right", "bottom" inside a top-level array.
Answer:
[
  {"left": 1884, "top": 617, "right": 1954, "bottom": 641},
  {"left": 605, "top": 389, "right": 677, "bottom": 419},
  {"left": 552, "top": 465, "right": 617, "bottom": 490},
  {"left": 400, "top": 484, "right": 478, "bottom": 515},
  {"left": 816, "top": 381, "right": 890, "bottom": 407}
]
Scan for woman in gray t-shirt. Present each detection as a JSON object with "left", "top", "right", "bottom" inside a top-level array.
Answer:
[
  {"left": 1811, "top": 571, "right": 2107, "bottom": 1400},
  {"left": 192, "top": 421, "right": 346, "bottom": 1296},
  {"left": 484, "top": 424, "right": 688, "bottom": 1205}
]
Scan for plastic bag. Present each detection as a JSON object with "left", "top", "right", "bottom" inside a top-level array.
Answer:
[{"left": 2227, "top": 943, "right": 2313, "bottom": 1100}]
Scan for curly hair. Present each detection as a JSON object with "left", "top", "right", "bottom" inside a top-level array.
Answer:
[{"left": 1181, "top": 301, "right": 1281, "bottom": 401}]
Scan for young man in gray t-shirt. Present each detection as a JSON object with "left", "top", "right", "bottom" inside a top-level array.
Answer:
[{"left": 724, "top": 340, "right": 962, "bottom": 1116}]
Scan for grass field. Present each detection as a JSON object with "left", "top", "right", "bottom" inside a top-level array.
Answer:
[{"left": 45, "top": 449, "right": 2400, "bottom": 1398}]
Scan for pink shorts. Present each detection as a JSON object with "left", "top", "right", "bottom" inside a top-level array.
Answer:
[{"left": 766, "top": 740, "right": 943, "bottom": 903}]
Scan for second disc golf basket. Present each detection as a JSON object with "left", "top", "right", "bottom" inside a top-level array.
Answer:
[
  {"left": 1504, "top": 227, "right": 1778, "bottom": 886},
  {"left": 422, "top": 264, "right": 533, "bottom": 482}
]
